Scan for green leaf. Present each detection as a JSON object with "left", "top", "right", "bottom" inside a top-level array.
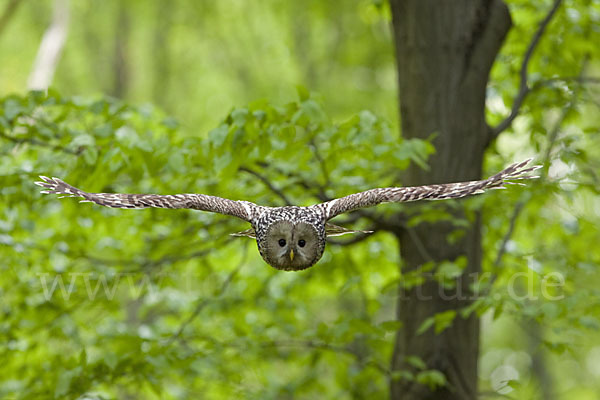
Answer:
[
  {"left": 231, "top": 108, "right": 249, "bottom": 126},
  {"left": 70, "top": 133, "right": 96, "bottom": 148},
  {"left": 379, "top": 320, "right": 403, "bottom": 332},
  {"left": 416, "top": 316, "right": 435, "bottom": 335},
  {"left": 405, "top": 355, "right": 426, "bottom": 370},
  {"left": 115, "top": 125, "right": 140, "bottom": 148},
  {"left": 416, "top": 370, "right": 447, "bottom": 390},
  {"left": 296, "top": 85, "right": 310, "bottom": 101},
  {"left": 82, "top": 146, "right": 98, "bottom": 165},
  {"left": 433, "top": 310, "right": 457, "bottom": 334},
  {"left": 162, "top": 117, "right": 179, "bottom": 129},
  {"left": 104, "top": 352, "right": 118, "bottom": 371},
  {"left": 416, "top": 310, "right": 458, "bottom": 335},
  {"left": 209, "top": 124, "right": 229, "bottom": 147},
  {"left": 391, "top": 370, "right": 414, "bottom": 381},
  {"left": 54, "top": 366, "right": 82, "bottom": 398},
  {"left": 3, "top": 98, "right": 23, "bottom": 120},
  {"left": 579, "top": 316, "right": 600, "bottom": 330}
]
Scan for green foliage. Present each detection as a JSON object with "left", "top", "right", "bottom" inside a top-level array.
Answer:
[
  {"left": 480, "top": 1, "right": 600, "bottom": 396},
  {"left": 0, "top": 90, "right": 431, "bottom": 399},
  {"left": 1, "top": 0, "right": 600, "bottom": 398},
  {"left": 415, "top": 370, "right": 447, "bottom": 391},
  {"left": 416, "top": 310, "right": 458, "bottom": 336}
]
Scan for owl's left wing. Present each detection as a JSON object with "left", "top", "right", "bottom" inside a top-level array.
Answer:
[
  {"left": 35, "top": 176, "right": 260, "bottom": 222},
  {"left": 314, "top": 159, "right": 540, "bottom": 221}
]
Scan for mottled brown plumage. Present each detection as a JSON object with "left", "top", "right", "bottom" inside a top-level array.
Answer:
[{"left": 35, "top": 159, "right": 540, "bottom": 271}]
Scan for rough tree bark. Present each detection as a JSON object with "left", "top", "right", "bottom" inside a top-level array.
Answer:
[{"left": 388, "top": 1, "right": 512, "bottom": 399}]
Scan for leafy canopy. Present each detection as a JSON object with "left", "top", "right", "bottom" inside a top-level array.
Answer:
[{"left": 1, "top": 89, "right": 433, "bottom": 399}]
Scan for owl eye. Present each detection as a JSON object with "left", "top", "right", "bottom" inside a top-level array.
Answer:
[
  {"left": 278, "top": 239, "right": 286, "bottom": 247},
  {"left": 298, "top": 239, "right": 306, "bottom": 247}
]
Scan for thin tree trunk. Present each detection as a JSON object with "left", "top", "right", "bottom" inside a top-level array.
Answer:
[
  {"left": 152, "top": 0, "right": 173, "bottom": 108},
  {"left": 388, "top": 1, "right": 511, "bottom": 399},
  {"left": 112, "top": 1, "right": 130, "bottom": 98},
  {"left": 526, "top": 319, "right": 555, "bottom": 399},
  {"left": 28, "top": 0, "right": 69, "bottom": 90}
]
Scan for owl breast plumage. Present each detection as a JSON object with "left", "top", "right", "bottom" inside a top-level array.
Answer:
[{"left": 35, "top": 159, "right": 539, "bottom": 271}]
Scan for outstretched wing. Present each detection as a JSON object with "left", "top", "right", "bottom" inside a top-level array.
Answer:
[
  {"left": 35, "top": 176, "right": 260, "bottom": 222},
  {"left": 314, "top": 159, "right": 540, "bottom": 221}
]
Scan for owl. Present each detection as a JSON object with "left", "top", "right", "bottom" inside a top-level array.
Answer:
[{"left": 35, "top": 159, "right": 539, "bottom": 271}]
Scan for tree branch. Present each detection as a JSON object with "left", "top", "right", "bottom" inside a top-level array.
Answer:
[
  {"left": 486, "top": 59, "right": 587, "bottom": 292},
  {"left": 166, "top": 245, "right": 247, "bottom": 345},
  {"left": 405, "top": 225, "right": 434, "bottom": 263},
  {"left": 125, "top": 247, "right": 219, "bottom": 272},
  {"left": 540, "top": 57, "right": 589, "bottom": 178},
  {"left": 327, "top": 230, "right": 375, "bottom": 246},
  {"left": 255, "top": 161, "right": 330, "bottom": 202},
  {"left": 491, "top": 200, "right": 524, "bottom": 276},
  {"left": 0, "top": 130, "right": 78, "bottom": 155},
  {"left": 309, "top": 138, "right": 331, "bottom": 186},
  {"left": 261, "top": 339, "right": 389, "bottom": 375},
  {"left": 249, "top": 162, "right": 403, "bottom": 230},
  {"left": 239, "top": 166, "right": 293, "bottom": 206},
  {"left": 490, "top": 0, "right": 563, "bottom": 138},
  {"left": 464, "top": 0, "right": 511, "bottom": 85},
  {"left": 534, "top": 75, "right": 600, "bottom": 88}
]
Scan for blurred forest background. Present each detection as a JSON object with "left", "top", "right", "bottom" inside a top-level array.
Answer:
[{"left": 1, "top": 0, "right": 600, "bottom": 399}]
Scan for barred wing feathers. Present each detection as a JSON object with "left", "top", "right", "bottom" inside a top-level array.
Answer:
[
  {"left": 35, "top": 176, "right": 258, "bottom": 222},
  {"left": 318, "top": 159, "right": 540, "bottom": 220}
]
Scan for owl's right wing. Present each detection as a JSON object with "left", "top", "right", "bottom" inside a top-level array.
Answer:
[
  {"left": 35, "top": 176, "right": 260, "bottom": 223},
  {"left": 314, "top": 159, "right": 540, "bottom": 221}
]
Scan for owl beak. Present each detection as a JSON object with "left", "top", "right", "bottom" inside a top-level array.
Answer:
[{"left": 289, "top": 248, "right": 295, "bottom": 261}]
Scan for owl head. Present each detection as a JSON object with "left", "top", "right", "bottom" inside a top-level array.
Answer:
[{"left": 260, "top": 220, "right": 323, "bottom": 271}]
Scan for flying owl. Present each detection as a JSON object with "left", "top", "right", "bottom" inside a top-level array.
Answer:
[{"left": 35, "top": 159, "right": 539, "bottom": 271}]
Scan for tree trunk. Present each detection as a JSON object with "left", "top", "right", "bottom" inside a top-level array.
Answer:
[
  {"left": 27, "top": 0, "right": 70, "bottom": 90},
  {"left": 388, "top": 2, "right": 511, "bottom": 399},
  {"left": 111, "top": 1, "right": 130, "bottom": 98},
  {"left": 152, "top": 0, "right": 174, "bottom": 109}
]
